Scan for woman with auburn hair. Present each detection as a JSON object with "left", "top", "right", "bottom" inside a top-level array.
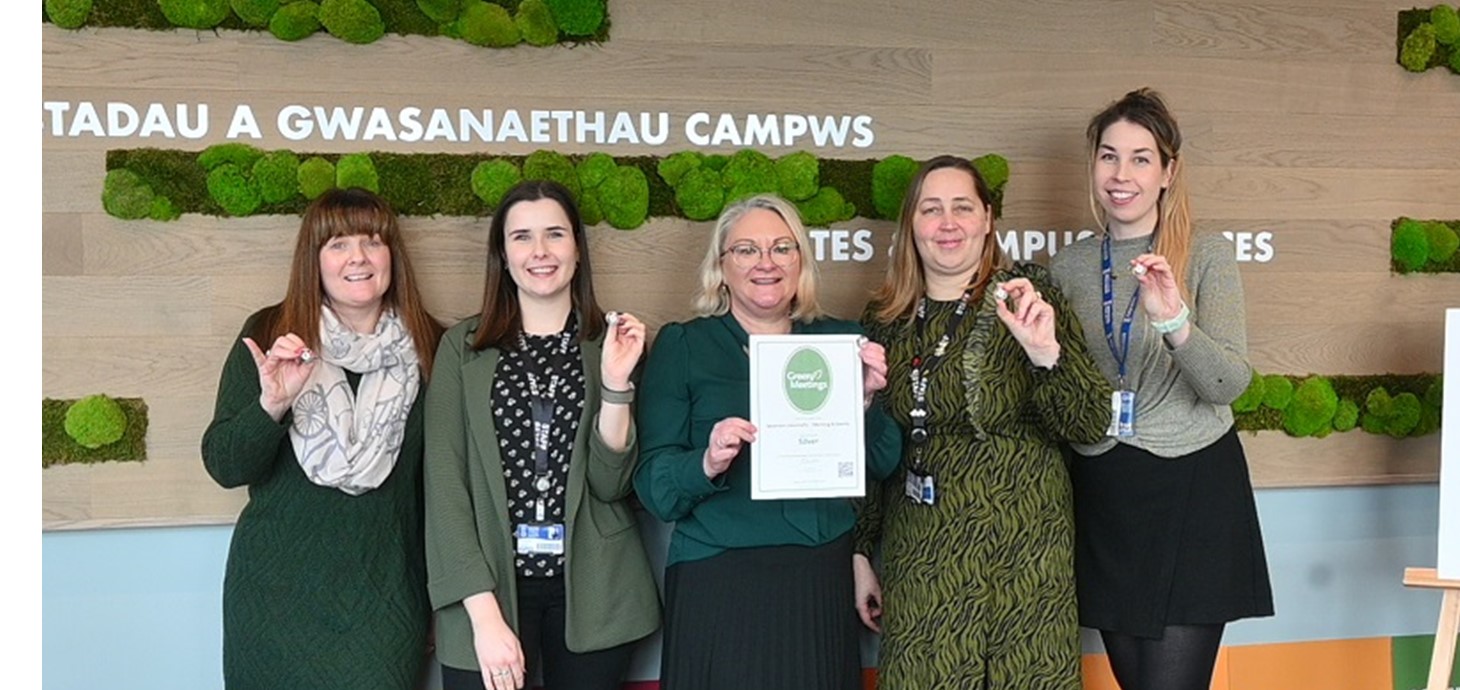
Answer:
[
  {"left": 635, "top": 194, "right": 902, "bottom": 690},
  {"left": 425, "top": 180, "right": 659, "bottom": 690},
  {"left": 202, "top": 187, "right": 445, "bottom": 690},
  {"left": 852, "top": 156, "right": 1112, "bottom": 689},
  {"left": 1049, "top": 88, "right": 1272, "bottom": 690}
]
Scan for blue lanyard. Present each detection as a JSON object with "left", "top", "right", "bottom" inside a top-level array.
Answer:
[{"left": 1101, "top": 234, "right": 1143, "bottom": 387}]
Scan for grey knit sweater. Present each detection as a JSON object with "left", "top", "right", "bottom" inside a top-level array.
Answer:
[{"left": 1049, "top": 232, "right": 1251, "bottom": 457}]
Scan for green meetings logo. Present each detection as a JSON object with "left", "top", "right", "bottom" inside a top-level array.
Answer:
[{"left": 784, "top": 347, "right": 833, "bottom": 413}]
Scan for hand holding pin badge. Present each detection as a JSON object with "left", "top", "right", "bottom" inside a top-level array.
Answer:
[
  {"left": 605, "top": 311, "right": 621, "bottom": 329},
  {"left": 1132, "top": 263, "right": 1148, "bottom": 277}
]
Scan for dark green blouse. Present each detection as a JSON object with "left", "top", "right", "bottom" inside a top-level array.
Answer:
[{"left": 634, "top": 313, "right": 903, "bottom": 566}]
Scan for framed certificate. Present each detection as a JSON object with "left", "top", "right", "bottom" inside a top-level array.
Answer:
[{"left": 748, "top": 334, "right": 865, "bottom": 500}]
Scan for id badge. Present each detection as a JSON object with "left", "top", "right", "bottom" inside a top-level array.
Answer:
[
  {"left": 1106, "top": 390, "right": 1136, "bottom": 438},
  {"left": 514, "top": 523, "right": 565, "bottom": 555},
  {"left": 903, "top": 469, "right": 936, "bottom": 506}
]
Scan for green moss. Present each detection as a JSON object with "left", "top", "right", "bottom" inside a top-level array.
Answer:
[
  {"left": 269, "top": 0, "right": 321, "bottom": 39},
  {"left": 450, "top": 0, "right": 521, "bottom": 46},
  {"left": 252, "top": 150, "right": 301, "bottom": 204},
  {"left": 1392, "top": 218, "right": 1430, "bottom": 272},
  {"left": 675, "top": 168, "right": 724, "bottom": 222},
  {"left": 599, "top": 166, "right": 649, "bottom": 230},
  {"left": 1367, "top": 387, "right": 1395, "bottom": 417},
  {"left": 298, "top": 156, "right": 337, "bottom": 199},
  {"left": 1425, "top": 220, "right": 1459, "bottom": 262},
  {"left": 158, "top": 0, "right": 230, "bottom": 28},
  {"left": 515, "top": 0, "right": 558, "bottom": 45},
  {"left": 1231, "top": 369, "right": 1266, "bottom": 413},
  {"left": 543, "top": 0, "right": 603, "bottom": 36},
  {"left": 796, "top": 186, "right": 855, "bottom": 227},
  {"left": 335, "top": 153, "right": 380, "bottom": 192},
  {"left": 1415, "top": 405, "right": 1442, "bottom": 436},
  {"left": 1424, "top": 375, "right": 1444, "bottom": 408},
  {"left": 1261, "top": 374, "right": 1294, "bottom": 410},
  {"left": 1283, "top": 377, "right": 1339, "bottom": 437},
  {"left": 872, "top": 155, "right": 918, "bottom": 220},
  {"left": 578, "top": 187, "right": 604, "bottom": 226},
  {"left": 1386, "top": 392, "right": 1423, "bottom": 437},
  {"left": 470, "top": 159, "right": 522, "bottom": 209},
  {"left": 1401, "top": 23, "right": 1438, "bottom": 71},
  {"left": 1360, "top": 411, "right": 1386, "bottom": 435},
  {"left": 657, "top": 151, "right": 703, "bottom": 187},
  {"left": 101, "top": 169, "right": 156, "bottom": 220},
  {"left": 702, "top": 154, "right": 729, "bottom": 172},
  {"left": 775, "top": 152, "right": 820, "bottom": 202},
  {"left": 149, "top": 196, "right": 180, "bottom": 221},
  {"left": 577, "top": 152, "right": 616, "bottom": 190},
  {"left": 1433, "top": 4, "right": 1460, "bottom": 45},
  {"left": 1450, "top": 48, "right": 1460, "bottom": 72},
  {"left": 43, "top": 397, "right": 148, "bottom": 467},
  {"left": 207, "top": 164, "right": 263, "bottom": 216},
  {"left": 1332, "top": 399, "right": 1360, "bottom": 432},
  {"left": 971, "top": 153, "right": 1010, "bottom": 191},
  {"left": 318, "top": 0, "right": 386, "bottom": 43},
  {"left": 64, "top": 394, "right": 129, "bottom": 449},
  {"left": 198, "top": 143, "right": 265, "bottom": 171},
  {"left": 45, "top": 0, "right": 93, "bottom": 28},
  {"left": 721, "top": 149, "right": 778, "bottom": 204},
  {"left": 415, "top": 0, "right": 460, "bottom": 23},
  {"left": 231, "top": 0, "right": 280, "bottom": 26},
  {"left": 522, "top": 150, "right": 580, "bottom": 197}
]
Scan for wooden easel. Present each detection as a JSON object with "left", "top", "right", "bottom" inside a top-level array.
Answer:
[{"left": 1404, "top": 567, "right": 1460, "bottom": 690}]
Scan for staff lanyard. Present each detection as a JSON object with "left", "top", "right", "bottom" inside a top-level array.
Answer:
[
  {"left": 1100, "top": 234, "right": 1146, "bottom": 389},
  {"left": 516, "top": 326, "right": 576, "bottom": 521},
  {"left": 907, "top": 291, "right": 973, "bottom": 466}
]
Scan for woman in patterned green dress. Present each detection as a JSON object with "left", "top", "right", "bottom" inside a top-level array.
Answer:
[{"left": 852, "top": 156, "right": 1112, "bottom": 690}]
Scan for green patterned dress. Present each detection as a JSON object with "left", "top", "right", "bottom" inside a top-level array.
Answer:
[{"left": 854, "top": 264, "right": 1112, "bottom": 690}]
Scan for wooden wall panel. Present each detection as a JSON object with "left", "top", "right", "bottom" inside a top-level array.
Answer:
[{"left": 40, "top": 0, "right": 1460, "bottom": 529}]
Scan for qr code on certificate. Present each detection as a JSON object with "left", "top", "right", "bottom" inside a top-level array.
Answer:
[{"left": 838, "top": 462, "right": 853, "bottom": 478}]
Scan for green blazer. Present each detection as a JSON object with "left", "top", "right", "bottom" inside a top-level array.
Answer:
[{"left": 423, "top": 317, "right": 660, "bottom": 670}]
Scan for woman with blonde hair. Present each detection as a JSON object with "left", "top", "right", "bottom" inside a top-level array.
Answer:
[
  {"left": 853, "top": 155, "right": 1112, "bottom": 689},
  {"left": 635, "top": 194, "right": 902, "bottom": 690},
  {"left": 1049, "top": 88, "right": 1273, "bottom": 690},
  {"left": 202, "top": 187, "right": 444, "bottom": 690}
]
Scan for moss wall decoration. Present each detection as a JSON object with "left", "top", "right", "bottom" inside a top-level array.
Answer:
[
  {"left": 42, "top": 396, "right": 149, "bottom": 467},
  {"left": 1390, "top": 217, "right": 1460, "bottom": 273},
  {"left": 1398, "top": 5, "right": 1460, "bottom": 74},
  {"left": 1232, "top": 373, "right": 1442, "bottom": 439},
  {"left": 41, "top": 0, "right": 609, "bottom": 47},
  {"left": 103, "top": 147, "right": 1012, "bottom": 227}
]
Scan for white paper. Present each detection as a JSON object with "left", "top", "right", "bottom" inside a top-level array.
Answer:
[
  {"left": 1439, "top": 309, "right": 1460, "bottom": 579},
  {"left": 748, "top": 334, "right": 866, "bottom": 500}
]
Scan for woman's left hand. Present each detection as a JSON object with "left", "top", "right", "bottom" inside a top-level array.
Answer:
[
  {"left": 1131, "top": 253, "right": 1184, "bottom": 323},
  {"left": 859, "top": 339, "right": 888, "bottom": 409},
  {"left": 993, "top": 278, "right": 1060, "bottom": 369},
  {"left": 601, "top": 311, "right": 646, "bottom": 391}
]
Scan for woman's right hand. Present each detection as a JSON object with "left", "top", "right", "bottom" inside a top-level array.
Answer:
[
  {"left": 464, "top": 593, "right": 526, "bottom": 690},
  {"left": 703, "top": 417, "right": 756, "bottom": 479},
  {"left": 241, "top": 334, "right": 317, "bottom": 422},
  {"left": 853, "top": 553, "right": 883, "bottom": 633}
]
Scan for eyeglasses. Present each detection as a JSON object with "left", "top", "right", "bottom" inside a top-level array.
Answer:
[{"left": 720, "top": 240, "right": 800, "bottom": 268}]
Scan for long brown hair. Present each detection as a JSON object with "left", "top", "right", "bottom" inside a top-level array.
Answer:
[
  {"left": 1086, "top": 88, "right": 1193, "bottom": 300},
  {"left": 470, "top": 180, "right": 606, "bottom": 350},
  {"left": 868, "top": 155, "right": 1010, "bottom": 324},
  {"left": 255, "top": 187, "right": 444, "bottom": 379}
]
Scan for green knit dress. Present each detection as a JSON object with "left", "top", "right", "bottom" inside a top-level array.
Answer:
[
  {"left": 854, "top": 264, "right": 1113, "bottom": 690},
  {"left": 202, "top": 311, "right": 430, "bottom": 690}
]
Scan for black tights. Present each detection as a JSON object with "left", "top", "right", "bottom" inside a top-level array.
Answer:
[{"left": 1101, "top": 624, "right": 1225, "bottom": 690}]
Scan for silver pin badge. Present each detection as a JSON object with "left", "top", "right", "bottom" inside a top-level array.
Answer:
[
  {"left": 299, "top": 349, "right": 316, "bottom": 364},
  {"left": 1132, "top": 264, "right": 1148, "bottom": 277},
  {"left": 993, "top": 286, "right": 1009, "bottom": 301},
  {"left": 605, "top": 311, "right": 621, "bottom": 328}
]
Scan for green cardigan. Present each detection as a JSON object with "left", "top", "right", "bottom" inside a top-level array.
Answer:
[
  {"left": 634, "top": 313, "right": 903, "bottom": 566},
  {"left": 423, "top": 317, "right": 660, "bottom": 670}
]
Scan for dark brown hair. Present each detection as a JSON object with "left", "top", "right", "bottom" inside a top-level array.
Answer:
[
  {"left": 254, "top": 187, "right": 444, "bottom": 379},
  {"left": 471, "top": 180, "right": 606, "bottom": 350}
]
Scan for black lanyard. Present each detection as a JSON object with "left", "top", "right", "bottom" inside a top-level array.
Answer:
[
  {"left": 1101, "top": 234, "right": 1146, "bottom": 389},
  {"left": 516, "top": 324, "right": 576, "bottom": 500},
  {"left": 907, "top": 291, "right": 973, "bottom": 463}
]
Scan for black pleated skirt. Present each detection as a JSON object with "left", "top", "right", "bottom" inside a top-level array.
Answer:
[
  {"left": 1073, "top": 427, "right": 1274, "bottom": 638},
  {"left": 659, "top": 533, "right": 861, "bottom": 690}
]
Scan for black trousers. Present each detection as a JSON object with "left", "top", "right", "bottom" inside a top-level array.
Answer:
[{"left": 441, "top": 576, "right": 636, "bottom": 690}]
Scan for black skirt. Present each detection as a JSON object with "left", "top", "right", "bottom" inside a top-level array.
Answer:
[
  {"left": 1073, "top": 427, "right": 1274, "bottom": 638},
  {"left": 659, "top": 533, "right": 861, "bottom": 690}
]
